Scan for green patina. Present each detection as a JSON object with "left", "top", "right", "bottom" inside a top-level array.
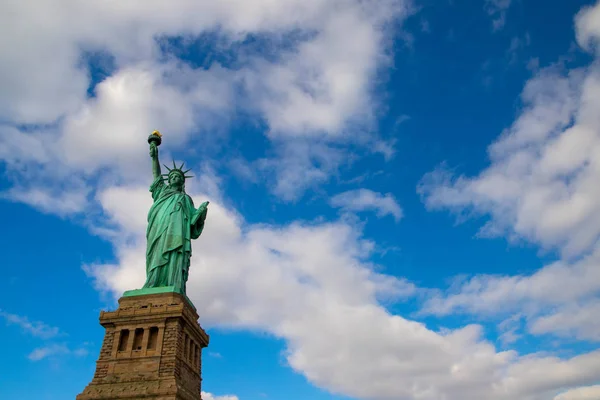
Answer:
[
  {"left": 123, "top": 132, "right": 209, "bottom": 298},
  {"left": 123, "top": 286, "right": 196, "bottom": 310}
]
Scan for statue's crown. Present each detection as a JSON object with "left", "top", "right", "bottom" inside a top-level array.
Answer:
[{"left": 163, "top": 161, "right": 194, "bottom": 180}]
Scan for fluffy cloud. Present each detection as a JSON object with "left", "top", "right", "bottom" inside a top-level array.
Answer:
[
  {"left": 419, "top": 67, "right": 586, "bottom": 256},
  {"left": 4, "top": 0, "right": 600, "bottom": 399},
  {"left": 529, "top": 299, "right": 600, "bottom": 341},
  {"left": 419, "top": 248, "right": 600, "bottom": 342},
  {"left": 554, "top": 385, "right": 600, "bottom": 400},
  {"left": 201, "top": 392, "right": 239, "bottom": 400},
  {"left": 0, "top": 61, "right": 233, "bottom": 216},
  {"left": 257, "top": 139, "right": 347, "bottom": 201},
  {"left": 0, "top": 0, "right": 409, "bottom": 204},
  {"left": 576, "top": 1, "right": 600, "bottom": 53},
  {"left": 84, "top": 179, "right": 600, "bottom": 400},
  {"left": 420, "top": 248, "right": 600, "bottom": 314},
  {"left": 59, "top": 62, "right": 233, "bottom": 176},
  {"left": 330, "top": 188, "right": 403, "bottom": 221},
  {"left": 418, "top": 1, "right": 600, "bottom": 343}
]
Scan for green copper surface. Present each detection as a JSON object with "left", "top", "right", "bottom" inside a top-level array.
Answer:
[
  {"left": 132, "top": 133, "right": 209, "bottom": 297},
  {"left": 122, "top": 286, "right": 196, "bottom": 310}
]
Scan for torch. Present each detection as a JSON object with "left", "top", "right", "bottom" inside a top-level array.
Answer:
[{"left": 148, "top": 130, "right": 163, "bottom": 147}]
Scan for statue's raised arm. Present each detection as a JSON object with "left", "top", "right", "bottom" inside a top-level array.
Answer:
[{"left": 148, "top": 130, "right": 162, "bottom": 179}]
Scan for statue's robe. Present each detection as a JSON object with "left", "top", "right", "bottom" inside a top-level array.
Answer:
[{"left": 143, "top": 176, "right": 207, "bottom": 294}]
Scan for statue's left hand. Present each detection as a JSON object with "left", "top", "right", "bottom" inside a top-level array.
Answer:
[{"left": 199, "top": 201, "right": 209, "bottom": 214}]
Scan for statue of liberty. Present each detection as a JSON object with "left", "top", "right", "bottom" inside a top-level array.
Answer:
[{"left": 140, "top": 131, "right": 209, "bottom": 295}]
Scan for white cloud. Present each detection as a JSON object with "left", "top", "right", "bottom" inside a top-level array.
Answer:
[
  {"left": 497, "top": 314, "right": 524, "bottom": 346},
  {"left": 241, "top": 4, "right": 390, "bottom": 137},
  {"left": 258, "top": 140, "right": 346, "bottom": 201},
  {"left": 201, "top": 392, "right": 239, "bottom": 400},
  {"left": 372, "top": 138, "right": 397, "bottom": 161},
  {"left": 2, "top": 186, "right": 91, "bottom": 217},
  {"left": 0, "top": 0, "right": 409, "bottom": 203},
  {"left": 3, "top": 0, "right": 600, "bottom": 399},
  {"left": 417, "top": 1, "right": 600, "bottom": 343},
  {"left": 420, "top": 2, "right": 600, "bottom": 253},
  {"left": 554, "top": 385, "right": 600, "bottom": 400},
  {"left": 84, "top": 181, "right": 600, "bottom": 400},
  {"left": 529, "top": 299, "right": 600, "bottom": 341},
  {"left": 59, "top": 62, "right": 233, "bottom": 176},
  {"left": 576, "top": 1, "right": 600, "bottom": 53},
  {"left": 28, "top": 344, "right": 70, "bottom": 361},
  {"left": 27, "top": 343, "right": 88, "bottom": 362},
  {"left": 419, "top": 67, "right": 586, "bottom": 256},
  {"left": 330, "top": 189, "right": 403, "bottom": 221},
  {"left": 0, "top": 310, "right": 60, "bottom": 339},
  {"left": 420, "top": 248, "right": 600, "bottom": 317},
  {"left": 0, "top": 60, "right": 233, "bottom": 180},
  {"left": 419, "top": 248, "right": 600, "bottom": 342}
]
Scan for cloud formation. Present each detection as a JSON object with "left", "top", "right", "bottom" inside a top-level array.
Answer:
[
  {"left": 85, "top": 179, "right": 600, "bottom": 400},
  {"left": 2, "top": 0, "right": 600, "bottom": 399},
  {"left": 201, "top": 392, "right": 239, "bottom": 400},
  {"left": 418, "top": 0, "right": 600, "bottom": 344},
  {"left": 330, "top": 189, "right": 403, "bottom": 221},
  {"left": 554, "top": 385, "right": 600, "bottom": 400},
  {"left": 0, "top": 0, "right": 409, "bottom": 203}
]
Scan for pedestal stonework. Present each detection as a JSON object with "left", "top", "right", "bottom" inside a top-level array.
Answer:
[{"left": 77, "top": 292, "right": 209, "bottom": 400}]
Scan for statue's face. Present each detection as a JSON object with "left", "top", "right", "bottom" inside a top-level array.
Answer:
[{"left": 168, "top": 172, "right": 184, "bottom": 189}]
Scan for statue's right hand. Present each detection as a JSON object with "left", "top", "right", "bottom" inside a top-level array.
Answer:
[{"left": 149, "top": 143, "right": 157, "bottom": 158}]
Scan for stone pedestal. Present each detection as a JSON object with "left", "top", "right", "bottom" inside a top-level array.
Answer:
[{"left": 77, "top": 292, "right": 209, "bottom": 400}]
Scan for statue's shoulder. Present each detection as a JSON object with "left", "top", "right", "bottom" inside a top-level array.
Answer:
[
  {"left": 150, "top": 176, "right": 165, "bottom": 188},
  {"left": 185, "top": 192, "right": 195, "bottom": 205}
]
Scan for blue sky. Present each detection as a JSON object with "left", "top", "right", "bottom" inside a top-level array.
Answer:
[{"left": 2, "top": 0, "right": 600, "bottom": 399}]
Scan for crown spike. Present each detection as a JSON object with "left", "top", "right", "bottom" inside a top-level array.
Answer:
[
  {"left": 172, "top": 160, "right": 177, "bottom": 169},
  {"left": 184, "top": 175, "right": 194, "bottom": 179},
  {"left": 179, "top": 161, "right": 186, "bottom": 170},
  {"left": 182, "top": 168, "right": 193, "bottom": 174},
  {"left": 163, "top": 164, "right": 172, "bottom": 172}
]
